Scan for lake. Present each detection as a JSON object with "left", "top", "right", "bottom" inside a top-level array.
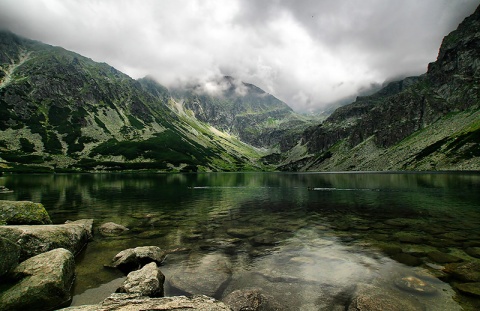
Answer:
[{"left": 1, "top": 172, "right": 480, "bottom": 310}]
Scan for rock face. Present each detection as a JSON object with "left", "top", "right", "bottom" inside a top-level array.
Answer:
[
  {"left": 59, "top": 294, "right": 231, "bottom": 311},
  {"left": 107, "top": 246, "right": 166, "bottom": 273},
  {"left": 0, "top": 237, "right": 20, "bottom": 277},
  {"left": 280, "top": 5, "right": 480, "bottom": 172},
  {"left": 116, "top": 262, "right": 165, "bottom": 297},
  {"left": 0, "top": 219, "right": 93, "bottom": 261},
  {"left": 347, "top": 284, "right": 423, "bottom": 311},
  {"left": 0, "top": 200, "right": 52, "bottom": 225},
  {"left": 98, "top": 222, "right": 129, "bottom": 237},
  {"left": 0, "top": 248, "right": 75, "bottom": 311}
]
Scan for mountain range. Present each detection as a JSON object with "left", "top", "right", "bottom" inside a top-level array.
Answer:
[{"left": 0, "top": 4, "right": 478, "bottom": 173}]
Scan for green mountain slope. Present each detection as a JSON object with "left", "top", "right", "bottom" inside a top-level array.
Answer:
[
  {"left": 279, "top": 4, "right": 480, "bottom": 171},
  {"left": 0, "top": 31, "right": 266, "bottom": 172}
]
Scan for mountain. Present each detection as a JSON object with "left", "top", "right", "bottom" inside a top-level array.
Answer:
[
  {"left": 171, "top": 76, "right": 320, "bottom": 151},
  {"left": 0, "top": 31, "right": 273, "bottom": 172},
  {"left": 278, "top": 5, "right": 480, "bottom": 171}
]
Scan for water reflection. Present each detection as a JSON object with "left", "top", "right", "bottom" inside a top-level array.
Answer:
[{"left": 1, "top": 172, "right": 479, "bottom": 310}]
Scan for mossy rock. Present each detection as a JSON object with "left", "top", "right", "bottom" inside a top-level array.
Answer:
[{"left": 0, "top": 200, "right": 52, "bottom": 225}]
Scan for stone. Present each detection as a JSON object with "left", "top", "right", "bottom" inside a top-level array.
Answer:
[
  {"left": 222, "top": 288, "right": 281, "bottom": 311},
  {"left": 59, "top": 294, "right": 231, "bottom": 311},
  {"left": 427, "top": 251, "right": 463, "bottom": 264},
  {"left": 454, "top": 282, "right": 480, "bottom": 297},
  {"left": 394, "top": 276, "right": 437, "bottom": 295},
  {"left": 116, "top": 262, "right": 165, "bottom": 297},
  {"left": 391, "top": 253, "right": 422, "bottom": 266},
  {"left": 98, "top": 222, "right": 129, "bottom": 237},
  {"left": 0, "top": 200, "right": 52, "bottom": 225},
  {"left": 169, "top": 253, "right": 232, "bottom": 297},
  {"left": 249, "top": 234, "right": 278, "bottom": 246},
  {"left": 347, "top": 284, "right": 423, "bottom": 311},
  {"left": 465, "top": 247, "right": 480, "bottom": 258},
  {"left": 0, "top": 237, "right": 20, "bottom": 277},
  {"left": 0, "top": 248, "right": 75, "bottom": 311},
  {"left": 444, "top": 261, "right": 480, "bottom": 282},
  {"left": 393, "top": 232, "right": 425, "bottom": 244},
  {"left": 106, "top": 246, "right": 166, "bottom": 273},
  {"left": 226, "top": 228, "right": 259, "bottom": 238},
  {"left": 0, "top": 219, "right": 93, "bottom": 261}
]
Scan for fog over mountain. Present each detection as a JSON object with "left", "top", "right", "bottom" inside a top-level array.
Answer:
[{"left": 0, "top": 0, "right": 477, "bottom": 112}]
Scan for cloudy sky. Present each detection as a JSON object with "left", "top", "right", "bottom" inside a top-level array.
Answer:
[{"left": 0, "top": 0, "right": 478, "bottom": 112}]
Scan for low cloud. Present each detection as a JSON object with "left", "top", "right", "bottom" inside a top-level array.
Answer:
[{"left": 0, "top": 0, "right": 477, "bottom": 112}]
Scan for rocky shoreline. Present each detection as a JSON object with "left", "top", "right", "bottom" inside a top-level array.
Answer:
[{"left": 1, "top": 199, "right": 480, "bottom": 310}]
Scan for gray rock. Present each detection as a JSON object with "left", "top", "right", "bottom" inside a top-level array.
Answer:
[
  {"left": 0, "top": 237, "right": 20, "bottom": 277},
  {"left": 59, "top": 294, "right": 231, "bottom": 311},
  {"left": 169, "top": 253, "right": 232, "bottom": 297},
  {"left": 116, "top": 262, "right": 165, "bottom": 297},
  {"left": 222, "top": 288, "right": 281, "bottom": 311},
  {"left": 0, "top": 200, "right": 52, "bottom": 225},
  {"left": 99, "top": 222, "right": 129, "bottom": 237},
  {"left": 107, "top": 246, "right": 166, "bottom": 273},
  {"left": 0, "top": 248, "right": 75, "bottom": 311},
  {"left": 0, "top": 219, "right": 93, "bottom": 261},
  {"left": 348, "top": 284, "right": 423, "bottom": 311},
  {"left": 444, "top": 261, "right": 480, "bottom": 282}
]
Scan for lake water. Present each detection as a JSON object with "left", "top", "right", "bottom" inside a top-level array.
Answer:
[{"left": 1, "top": 172, "right": 480, "bottom": 310}]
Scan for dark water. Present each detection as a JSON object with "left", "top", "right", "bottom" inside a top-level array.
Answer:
[{"left": 1, "top": 172, "right": 480, "bottom": 310}]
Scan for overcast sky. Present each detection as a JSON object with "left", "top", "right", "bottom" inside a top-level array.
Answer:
[{"left": 0, "top": 0, "right": 478, "bottom": 112}]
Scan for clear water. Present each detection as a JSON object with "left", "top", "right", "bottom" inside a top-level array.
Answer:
[{"left": 1, "top": 172, "right": 479, "bottom": 310}]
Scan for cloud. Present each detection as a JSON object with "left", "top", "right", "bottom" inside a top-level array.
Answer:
[{"left": 0, "top": 0, "right": 478, "bottom": 112}]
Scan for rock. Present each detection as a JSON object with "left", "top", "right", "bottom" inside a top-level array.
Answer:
[
  {"left": 0, "top": 248, "right": 75, "bottom": 311},
  {"left": 393, "top": 232, "right": 425, "bottom": 244},
  {"left": 116, "top": 262, "right": 165, "bottom": 297},
  {"left": 0, "top": 237, "right": 20, "bottom": 277},
  {"left": 378, "top": 245, "right": 402, "bottom": 255},
  {"left": 169, "top": 253, "right": 232, "bottom": 297},
  {"left": 391, "top": 253, "right": 422, "bottom": 266},
  {"left": 394, "top": 276, "right": 437, "bottom": 295},
  {"left": 348, "top": 284, "right": 423, "bottom": 311},
  {"left": 454, "top": 282, "right": 480, "bottom": 297},
  {"left": 0, "top": 219, "right": 93, "bottom": 261},
  {"left": 107, "top": 246, "right": 166, "bottom": 273},
  {"left": 222, "top": 288, "right": 281, "bottom": 311},
  {"left": 465, "top": 247, "right": 480, "bottom": 258},
  {"left": 249, "top": 234, "right": 278, "bottom": 246},
  {"left": 226, "top": 228, "right": 259, "bottom": 238},
  {"left": 0, "top": 200, "right": 52, "bottom": 225},
  {"left": 59, "top": 294, "right": 231, "bottom": 311},
  {"left": 427, "top": 251, "right": 463, "bottom": 264},
  {"left": 98, "top": 222, "right": 129, "bottom": 236},
  {"left": 444, "top": 261, "right": 480, "bottom": 282}
]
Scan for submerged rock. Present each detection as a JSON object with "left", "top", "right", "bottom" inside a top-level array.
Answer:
[
  {"left": 427, "top": 251, "right": 463, "bottom": 264},
  {"left": 0, "top": 237, "right": 20, "bottom": 277},
  {"left": 0, "top": 200, "right": 52, "bottom": 225},
  {"left": 59, "top": 294, "right": 230, "bottom": 311},
  {"left": 226, "top": 228, "right": 260, "bottom": 238},
  {"left": 116, "top": 262, "right": 165, "bottom": 297},
  {"left": 394, "top": 276, "right": 437, "bottom": 295},
  {"left": 0, "top": 219, "right": 93, "bottom": 261},
  {"left": 391, "top": 253, "right": 422, "bottom": 266},
  {"left": 222, "top": 288, "right": 281, "bottom": 311},
  {"left": 347, "top": 284, "right": 423, "bottom": 311},
  {"left": 0, "top": 248, "right": 75, "bottom": 311},
  {"left": 107, "top": 246, "right": 166, "bottom": 273},
  {"left": 465, "top": 247, "right": 480, "bottom": 258},
  {"left": 454, "top": 282, "right": 480, "bottom": 297},
  {"left": 98, "top": 222, "right": 129, "bottom": 237},
  {"left": 444, "top": 261, "right": 480, "bottom": 282}
]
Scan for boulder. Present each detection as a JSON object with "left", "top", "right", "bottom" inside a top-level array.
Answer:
[
  {"left": 0, "top": 200, "right": 52, "bottom": 225},
  {"left": 116, "top": 262, "right": 165, "bottom": 297},
  {"left": 347, "top": 284, "right": 423, "bottom": 311},
  {"left": 0, "top": 237, "right": 20, "bottom": 277},
  {"left": 169, "top": 253, "right": 232, "bottom": 297},
  {"left": 454, "top": 282, "right": 480, "bottom": 297},
  {"left": 444, "top": 261, "right": 480, "bottom": 282},
  {"left": 0, "top": 219, "right": 93, "bottom": 261},
  {"left": 465, "top": 247, "right": 480, "bottom": 258},
  {"left": 106, "top": 246, "right": 166, "bottom": 273},
  {"left": 222, "top": 288, "right": 281, "bottom": 311},
  {"left": 59, "top": 294, "right": 230, "bottom": 311},
  {"left": 0, "top": 248, "right": 75, "bottom": 311},
  {"left": 99, "top": 222, "right": 129, "bottom": 237}
]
